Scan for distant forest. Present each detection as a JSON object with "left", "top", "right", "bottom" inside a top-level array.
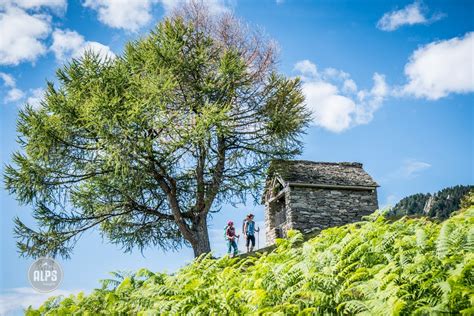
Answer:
[{"left": 387, "top": 185, "right": 473, "bottom": 220}]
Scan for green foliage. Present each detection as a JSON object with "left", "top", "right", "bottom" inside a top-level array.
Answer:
[
  {"left": 4, "top": 3, "right": 309, "bottom": 258},
  {"left": 27, "top": 203, "right": 474, "bottom": 315},
  {"left": 388, "top": 185, "right": 473, "bottom": 220}
]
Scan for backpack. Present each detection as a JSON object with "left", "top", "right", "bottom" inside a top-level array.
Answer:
[
  {"left": 246, "top": 220, "right": 255, "bottom": 235},
  {"left": 224, "top": 226, "right": 228, "bottom": 240},
  {"left": 242, "top": 219, "right": 247, "bottom": 234}
]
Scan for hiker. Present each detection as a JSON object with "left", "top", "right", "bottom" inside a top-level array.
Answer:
[
  {"left": 243, "top": 213, "right": 260, "bottom": 253},
  {"left": 225, "top": 221, "right": 240, "bottom": 257}
]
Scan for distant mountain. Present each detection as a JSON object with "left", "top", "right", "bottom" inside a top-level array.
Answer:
[{"left": 387, "top": 185, "right": 473, "bottom": 220}]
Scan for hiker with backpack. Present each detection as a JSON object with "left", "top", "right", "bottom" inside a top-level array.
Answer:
[
  {"left": 225, "top": 221, "right": 240, "bottom": 257},
  {"left": 243, "top": 213, "right": 260, "bottom": 253}
]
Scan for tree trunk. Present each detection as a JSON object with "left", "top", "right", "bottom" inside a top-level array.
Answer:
[{"left": 190, "top": 216, "right": 211, "bottom": 257}]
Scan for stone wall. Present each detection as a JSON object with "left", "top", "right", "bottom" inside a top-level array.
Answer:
[
  {"left": 265, "top": 185, "right": 378, "bottom": 245},
  {"left": 289, "top": 186, "right": 378, "bottom": 234},
  {"left": 265, "top": 188, "right": 292, "bottom": 245}
]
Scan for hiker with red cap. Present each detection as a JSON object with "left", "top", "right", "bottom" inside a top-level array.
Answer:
[{"left": 225, "top": 221, "right": 240, "bottom": 257}]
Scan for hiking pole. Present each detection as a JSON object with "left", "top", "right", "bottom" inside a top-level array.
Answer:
[
  {"left": 257, "top": 228, "right": 260, "bottom": 250},
  {"left": 237, "top": 235, "right": 240, "bottom": 255}
]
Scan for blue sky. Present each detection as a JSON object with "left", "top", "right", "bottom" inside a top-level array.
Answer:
[{"left": 0, "top": 0, "right": 472, "bottom": 314}]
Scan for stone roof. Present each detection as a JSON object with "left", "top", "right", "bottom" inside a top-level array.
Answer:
[{"left": 267, "top": 160, "right": 379, "bottom": 188}]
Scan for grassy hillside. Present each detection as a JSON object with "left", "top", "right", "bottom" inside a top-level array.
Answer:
[{"left": 28, "top": 198, "right": 473, "bottom": 315}]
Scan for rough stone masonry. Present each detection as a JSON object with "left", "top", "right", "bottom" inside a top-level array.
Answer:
[{"left": 263, "top": 160, "right": 379, "bottom": 245}]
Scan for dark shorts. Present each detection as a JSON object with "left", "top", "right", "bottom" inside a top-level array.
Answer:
[{"left": 246, "top": 234, "right": 255, "bottom": 247}]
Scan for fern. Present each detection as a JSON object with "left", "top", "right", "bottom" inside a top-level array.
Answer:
[{"left": 28, "top": 204, "right": 474, "bottom": 315}]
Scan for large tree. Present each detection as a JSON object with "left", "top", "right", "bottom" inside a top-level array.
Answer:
[{"left": 4, "top": 2, "right": 309, "bottom": 258}]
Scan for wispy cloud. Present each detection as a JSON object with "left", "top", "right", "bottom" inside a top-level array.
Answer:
[
  {"left": 377, "top": 1, "right": 444, "bottom": 31},
  {"left": 1, "top": 72, "right": 50, "bottom": 108},
  {"left": 5, "top": 88, "right": 25, "bottom": 103},
  {"left": 294, "top": 60, "right": 318, "bottom": 77},
  {"left": 2, "top": 0, "right": 66, "bottom": 11},
  {"left": 0, "top": 72, "right": 15, "bottom": 88},
  {"left": 381, "top": 194, "right": 399, "bottom": 209},
  {"left": 160, "top": 0, "right": 231, "bottom": 15},
  {"left": 26, "top": 88, "right": 45, "bottom": 109},
  {"left": 1, "top": 72, "right": 25, "bottom": 103},
  {"left": 392, "top": 159, "right": 432, "bottom": 179},
  {"left": 0, "top": 287, "right": 86, "bottom": 315}
]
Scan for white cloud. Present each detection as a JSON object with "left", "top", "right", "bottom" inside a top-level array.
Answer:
[
  {"left": 160, "top": 0, "right": 230, "bottom": 15},
  {"left": 343, "top": 79, "right": 357, "bottom": 93},
  {"left": 355, "top": 73, "right": 388, "bottom": 125},
  {"left": 0, "top": 287, "right": 86, "bottom": 315},
  {"left": 303, "top": 81, "right": 356, "bottom": 133},
  {"left": 0, "top": 0, "right": 68, "bottom": 65},
  {"left": 81, "top": 41, "right": 116, "bottom": 60},
  {"left": 381, "top": 194, "right": 399, "bottom": 209},
  {"left": 12, "top": 0, "right": 66, "bottom": 10},
  {"left": 323, "top": 67, "right": 349, "bottom": 80},
  {"left": 27, "top": 88, "right": 45, "bottom": 108},
  {"left": 82, "top": 0, "right": 232, "bottom": 31},
  {"left": 0, "top": 72, "right": 15, "bottom": 87},
  {"left": 1, "top": 72, "right": 25, "bottom": 103},
  {"left": 51, "top": 29, "right": 115, "bottom": 62},
  {"left": 0, "top": 6, "right": 51, "bottom": 65},
  {"left": 396, "top": 159, "right": 431, "bottom": 178},
  {"left": 82, "top": 0, "right": 158, "bottom": 32},
  {"left": 1, "top": 73, "right": 47, "bottom": 107},
  {"left": 401, "top": 32, "right": 474, "bottom": 100},
  {"left": 5, "top": 88, "right": 25, "bottom": 102},
  {"left": 377, "top": 1, "right": 444, "bottom": 31},
  {"left": 50, "top": 29, "right": 83, "bottom": 61},
  {"left": 294, "top": 60, "right": 318, "bottom": 77},
  {"left": 295, "top": 60, "right": 388, "bottom": 133}
]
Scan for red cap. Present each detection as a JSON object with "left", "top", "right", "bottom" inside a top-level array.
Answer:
[{"left": 227, "top": 221, "right": 234, "bottom": 225}]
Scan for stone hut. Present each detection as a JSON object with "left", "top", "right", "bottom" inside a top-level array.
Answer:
[{"left": 263, "top": 160, "right": 379, "bottom": 245}]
